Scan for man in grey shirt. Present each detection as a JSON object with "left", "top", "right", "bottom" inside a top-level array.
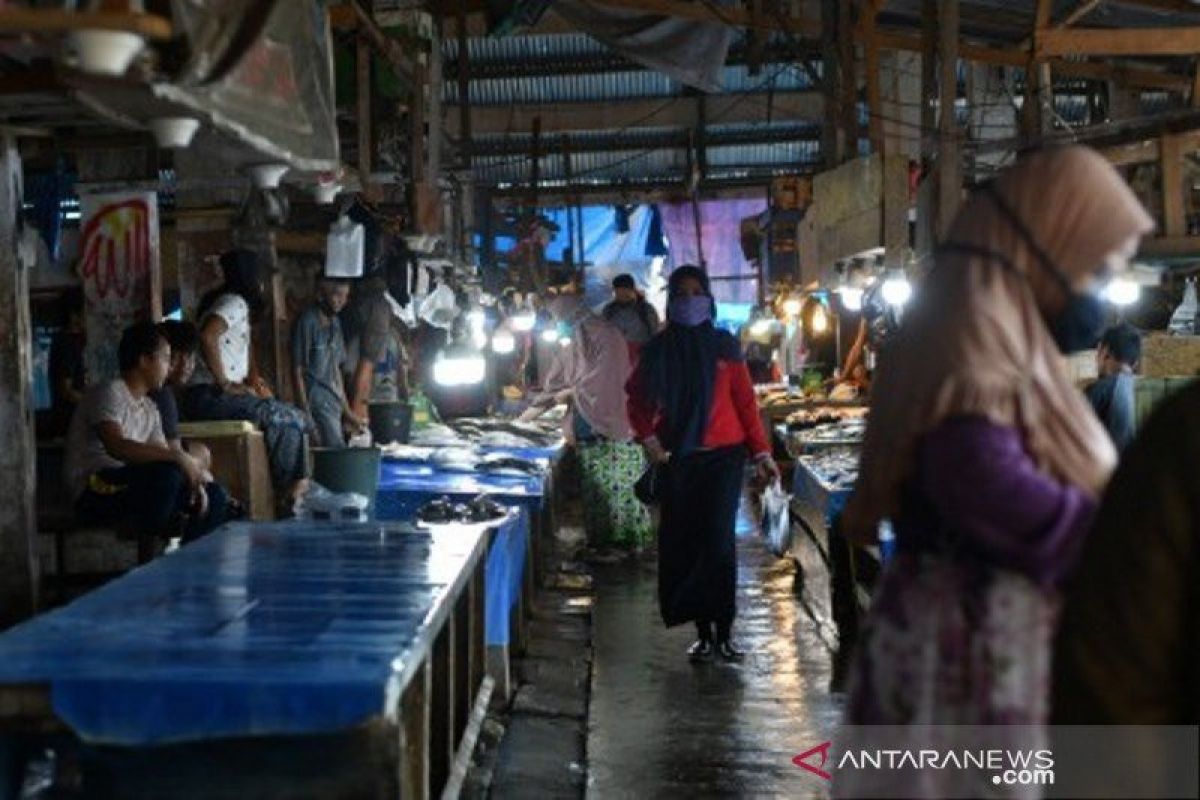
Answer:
[
  {"left": 291, "top": 277, "right": 363, "bottom": 448},
  {"left": 1085, "top": 323, "right": 1141, "bottom": 451},
  {"left": 602, "top": 273, "right": 660, "bottom": 347}
]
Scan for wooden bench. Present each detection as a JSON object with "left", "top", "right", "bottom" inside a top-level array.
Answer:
[{"left": 176, "top": 420, "right": 276, "bottom": 520}]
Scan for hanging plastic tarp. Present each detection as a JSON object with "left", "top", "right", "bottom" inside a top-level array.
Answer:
[
  {"left": 152, "top": 0, "right": 339, "bottom": 172},
  {"left": 552, "top": 0, "right": 734, "bottom": 92},
  {"left": 660, "top": 198, "right": 767, "bottom": 304}
]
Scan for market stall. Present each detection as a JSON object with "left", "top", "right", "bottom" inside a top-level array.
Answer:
[{"left": 0, "top": 520, "right": 489, "bottom": 799}]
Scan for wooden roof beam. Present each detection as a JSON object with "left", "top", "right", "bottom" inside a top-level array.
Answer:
[{"left": 1038, "top": 26, "right": 1200, "bottom": 57}]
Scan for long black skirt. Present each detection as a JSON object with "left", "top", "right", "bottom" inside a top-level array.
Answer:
[{"left": 657, "top": 445, "right": 746, "bottom": 628}]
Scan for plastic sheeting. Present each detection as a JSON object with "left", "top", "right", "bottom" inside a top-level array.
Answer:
[
  {"left": 660, "top": 199, "right": 767, "bottom": 304},
  {"left": 540, "top": 205, "right": 666, "bottom": 312},
  {"left": 156, "top": 0, "right": 339, "bottom": 172},
  {"left": 552, "top": 0, "right": 734, "bottom": 92},
  {"left": 0, "top": 521, "right": 486, "bottom": 745}
]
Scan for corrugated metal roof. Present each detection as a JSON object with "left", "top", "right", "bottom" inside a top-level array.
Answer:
[{"left": 446, "top": 61, "right": 813, "bottom": 105}]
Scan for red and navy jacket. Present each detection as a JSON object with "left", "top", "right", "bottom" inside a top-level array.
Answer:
[{"left": 625, "top": 355, "right": 771, "bottom": 458}]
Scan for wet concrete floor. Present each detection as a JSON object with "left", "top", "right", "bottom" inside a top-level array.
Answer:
[{"left": 586, "top": 530, "right": 844, "bottom": 799}]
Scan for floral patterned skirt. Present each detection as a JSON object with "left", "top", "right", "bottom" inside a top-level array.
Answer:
[
  {"left": 834, "top": 554, "right": 1058, "bottom": 799},
  {"left": 844, "top": 553, "right": 1059, "bottom": 726},
  {"left": 577, "top": 440, "right": 653, "bottom": 549}
]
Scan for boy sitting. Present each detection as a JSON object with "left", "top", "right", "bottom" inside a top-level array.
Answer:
[{"left": 65, "top": 323, "right": 228, "bottom": 545}]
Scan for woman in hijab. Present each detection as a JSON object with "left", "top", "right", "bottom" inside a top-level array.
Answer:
[
  {"left": 833, "top": 147, "right": 1152, "bottom": 793},
  {"left": 180, "top": 249, "right": 312, "bottom": 515},
  {"left": 627, "top": 266, "right": 780, "bottom": 663},
  {"left": 522, "top": 288, "right": 652, "bottom": 551}
]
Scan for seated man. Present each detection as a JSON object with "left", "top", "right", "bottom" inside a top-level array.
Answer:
[
  {"left": 153, "top": 319, "right": 243, "bottom": 519},
  {"left": 65, "top": 323, "right": 227, "bottom": 545},
  {"left": 1085, "top": 322, "right": 1141, "bottom": 451}
]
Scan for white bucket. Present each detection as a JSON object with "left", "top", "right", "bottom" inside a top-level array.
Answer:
[
  {"left": 67, "top": 30, "right": 145, "bottom": 76},
  {"left": 148, "top": 117, "right": 200, "bottom": 148},
  {"left": 247, "top": 163, "right": 289, "bottom": 189}
]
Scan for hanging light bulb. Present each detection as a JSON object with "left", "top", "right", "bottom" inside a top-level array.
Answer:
[
  {"left": 882, "top": 271, "right": 913, "bottom": 307},
  {"left": 1104, "top": 277, "right": 1141, "bottom": 307},
  {"left": 433, "top": 351, "right": 487, "bottom": 386},
  {"left": 491, "top": 331, "right": 516, "bottom": 354},
  {"left": 541, "top": 328, "right": 560, "bottom": 343},
  {"left": 839, "top": 287, "right": 864, "bottom": 312},
  {"left": 811, "top": 302, "right": 829, "bottom": 334},
  {"left": 511, "top": 312, "right": 536, "bottom": 332},
  {"left": 782, "top": 295, "right": 803, "bottom": 317}
]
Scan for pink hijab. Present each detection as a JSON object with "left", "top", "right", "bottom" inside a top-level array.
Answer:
[{"left": 845, "top": 146, "right": 1153, "bottom": 540}]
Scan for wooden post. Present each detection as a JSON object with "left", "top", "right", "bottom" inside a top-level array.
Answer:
[
  {"left": 1192, "top": 57, "right": 1200, "bottom": 108},
  {"left": 1023, "top": 0, "right": 1053, "bottom": 142},
  {"left": 410, "top": 64, "right": 428, "bottom": 186},
  {"left": 862, "top": 1, "right": 884, "bottom": 157},
  {"left": 936, "top": 0, "right": 961, "bottom": 240},
  {"left": 821, "top": 0, "right": 841, "bottom": 168},
  {"left": 357, "top": 36, "right": 373, "bottom": 190},
  {"left": 838, "top": 0, "right": 858, "bottom": 160},
  {"left": 1161, "top": 133, "right": 1186, "bottom": 237},
  {"left": 920, "top": 0, "right": 937, "bottom": 161},
  {"left": 428, "top": 19, "right": 443, "bottom": 182},
  {"left": 458, "top": 0, "right": 471, "bottom": 168},
  {"left": 0, "top": 134, "right": 37, "bottom": 622}
]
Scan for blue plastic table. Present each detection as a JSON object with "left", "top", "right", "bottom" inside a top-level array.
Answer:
[{"left": 0, "top": 520, "right": 487, "bottom": 748}]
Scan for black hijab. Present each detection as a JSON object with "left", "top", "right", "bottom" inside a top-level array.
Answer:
[
  {"left": 638, "top": 265, "right": 742, "bottom": 455},
  {"left": 197, "top": 249, "right": 265, "bottom": 322}
]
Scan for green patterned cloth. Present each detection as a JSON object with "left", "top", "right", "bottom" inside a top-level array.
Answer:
[{"left": 577, "top": 440, "right": 653, "bottom": 549}]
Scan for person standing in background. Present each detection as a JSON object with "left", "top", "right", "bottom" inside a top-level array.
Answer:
[
  {"left": 291, "top": 276, "right": 363, "bottom": 448},
  {"left": 523, "top": 287, "right": 652, "bottom": 551},
  {"left": 603, "top": 273, "right": 660, "bottom": 350},
  {"left": 344, "top": 275, "right": 411, "bottom": 419},
  {"left": 1084, "top": 322, "right": 1141, "bottom": 451}
]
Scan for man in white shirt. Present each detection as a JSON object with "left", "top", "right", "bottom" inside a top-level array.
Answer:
[
  {"left": 66, "top": 323, "right": 228, "bottom": 543},
  {"left": 179, "top": 249, "right": 312, "bottom": 514}
]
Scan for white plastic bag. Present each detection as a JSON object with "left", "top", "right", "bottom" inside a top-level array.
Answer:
[
  {"left": 419, "top": 283, "right": 459, "bottom": 329},
  {"left": 295, "top": 481, "right": 370, "bottom": 521},
  {"left": 762, "top": 479, "right": 792, "bottom": 558},
  {"left": 325, "top": 214, "right": 365, "bottom": 278},
  {"left": 1170, "top": 278, "right": 1198, "bottom": 336}
]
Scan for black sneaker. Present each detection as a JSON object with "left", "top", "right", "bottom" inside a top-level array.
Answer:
[
  {"left": 687, "top": 639, "right": 714, "bottom": 663},
  {"left": 715, "top": 641, "right": 745, "bottom": 663}
]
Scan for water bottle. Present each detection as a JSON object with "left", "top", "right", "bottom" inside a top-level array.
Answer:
[{"left": 877, "top": 519, "right": 896, "bottom": 563}]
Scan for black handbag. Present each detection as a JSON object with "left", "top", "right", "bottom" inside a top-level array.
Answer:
[{"left": 634, "top": 461, "right": 666, "bottom": 505}]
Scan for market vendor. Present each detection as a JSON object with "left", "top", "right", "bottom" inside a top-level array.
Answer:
[
  {"left": 521, "top": 286, "right": 651, "bottom": 551},
  {"left": 291, "top": 276, "right": 365, "bottom": 448},
  {"left": 344, "top": 274, "right": 411, "bottom": 419}
]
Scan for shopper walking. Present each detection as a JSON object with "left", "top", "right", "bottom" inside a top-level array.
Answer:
[
  {"left": 835, "top": 146, "right": 1152, "bottom": 766},
  {"left": 180, "top": 249, "right": 311, "bottom": 513},
  {"left": 627, "top": 265, "right": 779, "bottom": 663},
  {"left": 1084, "top": 322, "right": 1142, "bottom": 451}
]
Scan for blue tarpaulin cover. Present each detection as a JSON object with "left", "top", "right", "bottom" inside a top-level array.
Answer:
[
  {"left": 0, "top": 521, "right": 486, "bottom": 745},
  {"left": 375, "top": 462, "right": 547, "bottom": 647}
]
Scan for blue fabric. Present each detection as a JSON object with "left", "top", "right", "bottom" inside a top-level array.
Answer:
[
  {"left": 375, "top": 462, "right": 548, "bottom": 647},
  {"left": 0, "top": 521, "right": 486, "bottom": 745},
  {"left": 482, "top": 512, "right": 529, "bottom": 647}
]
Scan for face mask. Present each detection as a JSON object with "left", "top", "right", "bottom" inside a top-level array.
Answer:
[
  {"left": 975, "top": 184, "right": 1109, "bottom": 354},
  {"left": 667, "top": 295, "right": 713, "bottom": 327},
  {"left": 1049, "top": 290, "right": 1106, "bottom": 354}
]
